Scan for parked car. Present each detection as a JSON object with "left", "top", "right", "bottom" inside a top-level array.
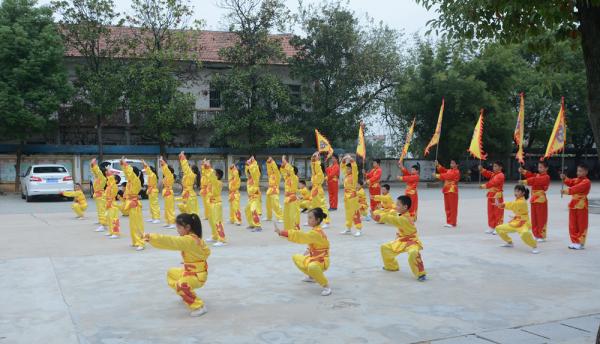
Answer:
[
  {"left": 89, "top": 159, "right": 148, "bottom": 199},
  {"left": 20, "top": 164, "right": 74, "bottom": 202}
]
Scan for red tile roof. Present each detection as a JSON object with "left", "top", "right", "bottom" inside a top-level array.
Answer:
[{"left": 64, "top": 26, "right": 298, "bottom": 64}]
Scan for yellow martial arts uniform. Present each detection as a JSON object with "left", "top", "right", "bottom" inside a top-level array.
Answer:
[
  {"left": 245, "top": 160, "right": 262, "bottom": 228},
  {"left": 119, "top": 185, "right": 130, "bottom": 216},
  {"left": 161, "top": 162, "right": 176, "bottom": 226},
  {"left": 91, "top": 163, "right": 107, "bottom": 226},
  {"left": 299, "top": 186, "right": 311, "bottom": 211},
  {"left": 123, "top": 163, "right": 144, "bottom": 247},
  {"left": 495, "top": 197, "right": 537, "bottom": 248},
  {"left": 204, "top": 164, "right": 226, "bottom": 243},
  {"left": 200, "top": 167, "right": 210, "bottom": 220},
  {"left": 147, "top": 233, "right": 211, "bottom": 311},
  {"left": 309, "top": 159, "right": 330, "bottom": 224},
  {"left": 357, "top": 187, "right": 368, "bottom": 216},
  {"left": 281, "top": 161, "right": 300, "bottom": 230},
  {"left": 63, "top": 190, "right": 87, "bottom": 217},
  {"left": 342, "top": 161, "right": 362, "bottom": 231},
  {"left": 373, "top": 194, "right": 395, "bottom": 223},
  {"left": 104, "top": 176, "right": 120, "bottom": 236},
  {"left": 228, "top": 166, "right": 242, "bottom": 225},
  {"left": 266, "top": 160, "right": 283, "bottom": 221},
  {"left": 144, "top": 163, "right": 160, "bottom": 221},
  {"left": 377, "top": 211, "right": 426, "bottom": 279},
  {"left": 280, "top": 225, "right": 330, "bottom": 287},
  {"left": 177, "top": 157, "right": 199, "bottom": 216}
]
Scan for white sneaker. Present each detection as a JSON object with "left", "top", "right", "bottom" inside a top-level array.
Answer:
[
  {"left": 531, "top": 248, "right": 540, "bottom": 254},
  {"left": 340, "top": 229, "right": 351, "bottom": 235},
  {"left": 145, "top": 219, "right": 153, "bottom": 223},
  {"left": 443, "top": 224, "right": 452, "bottom": 228},
  {"left": 364, "top": 215, "right": 371, "bottom": 222},
  {"left": 205, "top": 238, "right": 215, "bottom": 243},
  {"left": 95, "top": 226, "right": 106, "bottom": 232},
  {"left": 277, "top": 219, "right": 283, "bottom": 223},
  {"left": 109, "top": 234, "right": 119, "bottom": 239},
  {"left": 322, "top": 223, "right": 329, "bottom": 229},
  {"left": 353, "top": 231, "right": 362, "bottom": 237},
  {"left": 77, "top": 216, "right": 84, "bottom": 220},
  {"left": 135, "top": 246, "right": 145, "bottom": 251},
  {"left": 570, "top": 243, "right": 584, "bottom": 250},
  {"left": 492, "top": 230, "right": 497, "bottom": 235},
  {"left": 501, "top": 242, "right": 514, "bottom": 248},
  {"left": 302, "top": 276, "right": 316, "bottom": 283},
  {"left": 190, "top": 306, "right": 208, "bottom": 317},
  {"left": 485, "top": 229, "right": 494, "bottom": 234},
  {"left": 536, "top": 238, "right": 546, "bottom": 243},
  {"left": 235, "top": 223, "right": 242, "bottom": 226},
  {"left": 213, "top": 242, "right": 226, "bottom": 247},
  {"left": 163, "top": 224, "right": 170, "bottom": 228},
  {"left": 321, "top": 287, "right": 332, "bottom": 296},
  {"left": 104, "top": 232, "right": 111, "bottom": 236},
  {"left": 167, "top": 224, "right": 176, "bottom": 229},
  {"left": 152, "top": 219, "right": 160, "bottom": 224},
  {"left": 303, "top": 222, "right": 310, "bottom": 226}
]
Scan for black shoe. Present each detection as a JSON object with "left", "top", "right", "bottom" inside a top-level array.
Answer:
[{"left": 418, "top": 275, "right": 427, "bottom": 282}]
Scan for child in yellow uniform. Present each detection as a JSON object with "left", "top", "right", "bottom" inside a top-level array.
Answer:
[
  {"left": 119, "top": 182, "right": 130, "bottom": 216},
  {"left": 495, "top": 185, "right": 539, "bottom": 254},
  {"left": 357, "top": 180, "right": 369, "bottom": 220},
  {"left": 274, "top": 208, "right": 332, "bottom": 296},
  {"left": 144, "top": 213, "right": 210, "bottom": 317},
  {"left": 245, "top": 157, "right": 262, "bottom": 231},
  {"left": 298, "top": 180, "right": 311, "bottom": 212},
  {"left": 177, "top": 151, "right": 199, "bottom": 216},
  {"left": 339, "top": 155, "right": 362, "bottom": 236},
  {"left": 103, "top": 173, "right": 120, "bottom": 239},
  {"left": 62, "top": 183, "right": 87, "bottom": 219},
  {"left": 90, "top": 158, "right": 107, "bottom": 231},
  {"left": 375, "top": 195, "right": 427, "bottom": 281},
  {"left": 308, "top": 152, "right": 330, "bottom": 227},
  {"left": 142, "top": 160, "right": 160, "bottom": 224},
  {"left": 121, "top": 157, "right": 145, "bottom": 250},
  {"left": 265, "top": 157, "right": 283, "bottom": 222},
  {"left": 228, "top": 164, "right": 242, "bottom": 226},
  {"left": 280, "top": 155, "right": 300, "bottom": 230},
  {"left": 373, "top": 184, "right": 394, "bottom": 223},
  {"left": 160, "top": 157, "right": 176, "bottom": 229},
  {"left": 199, "top": 164, "right": 210, "bottom": 220},
  {"left": 202, "top": 160, "right": 227, "bottom": 246}
]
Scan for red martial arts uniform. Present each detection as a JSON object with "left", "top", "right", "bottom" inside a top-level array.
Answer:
[
  {"left": 564, "top": 176, "right": 591, "bottom": 245},
  {"left": 436, "top": 165, "right": 459, "bottom": 226},
  {"left": 399, "top": 167, "right": 419, "bottom": 220},
  {"left": 366, "top": 166, "right": 382, "bottom": 211},
  {"left": 326, "top": 162, "right": 340, "bottom": 210},
  {"left": 523, "top": 171, "right": 550, "bottom": 239},
  {"left": 481, "top": 169, "right": 505, "bottom": 229}
]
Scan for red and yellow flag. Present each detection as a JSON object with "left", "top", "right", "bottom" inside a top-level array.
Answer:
[
  {"left": 356, "top": 124, "right": 366, "bottom": 159},
  {"left": 315, "top": 129, "right": 334, "bottom": 159},
  {"left": 467, "top": 109, "right": 487, "bottom": 160},
  {"left": 514, "top": 92, "right": 525, "bottom": 165},
  {"left": 543, "top": 97, "right": 567, "bottom": 160},
  {"left": 424, "top": 98, "right": 444, "bottom": 156},
  {"left": 399, "top": 117, "right": 416, "bottom": 163}
]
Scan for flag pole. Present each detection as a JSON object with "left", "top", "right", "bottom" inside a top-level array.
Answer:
[
  {"left": 478, "top": 158, "right": 482, "bottom": 184},
  {"left": 560, "top": 150, "right": 565, "bottom": 199}
]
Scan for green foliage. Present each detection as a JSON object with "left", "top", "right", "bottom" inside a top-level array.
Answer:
[{"left": 0, "top": 0, "right": 71, "bottom": 141}]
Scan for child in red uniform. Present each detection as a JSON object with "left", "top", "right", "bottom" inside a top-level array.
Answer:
[
  {"left": 480, "top": 162, "right": 505, "bottom": 234},
  {"left": 519, "top": 161, "right": 551, "bottom": 241},
  {"left": 561, "top": 164, "right": 591, "bottom": 250},
  {"left": 326, "top": 155, "right": 340, "bottom": 210},
  {"left": 364, "top": 159, "right": 382, "bottom": 214},
  {"left": 397, "top": 163, "right": 420, "bottom": 221},
  {"left": 434, "top": 159, "right": 460, "bottom": 227}
]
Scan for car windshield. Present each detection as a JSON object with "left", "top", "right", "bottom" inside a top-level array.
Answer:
[
  {"left": 110, "top": 162, "right": 144, "bottom": 171},
  {"left": 33, "top": 166, "right": 66, "bottom": 173}
]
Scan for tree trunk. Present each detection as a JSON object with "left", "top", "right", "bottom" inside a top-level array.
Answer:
[
  {"left": 14, "top": 140, "right": 24, "bottom": 193},
  {"left": 97, "top": 114, "right": 104, "bottom": 161},
  {"left": 159, "top": 141, "right": 166, "bottom": 159},
  {"left": 577, "top": 3, "right": 600, "bottom": 162}
]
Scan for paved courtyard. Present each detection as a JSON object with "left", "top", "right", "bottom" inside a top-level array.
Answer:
[{"left": 1, "top": 182, "right": 599, "bottom": 344}]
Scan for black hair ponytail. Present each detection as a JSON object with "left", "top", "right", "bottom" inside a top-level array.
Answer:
[
  {"left": 176, "top": 213, "right": 203, "bottom": 238},
  {"left": 514, "top": 184, "right": 529, "bottom": 200},
  {"left": 308, "top": 207, "right": 327, "bottom": 225}
]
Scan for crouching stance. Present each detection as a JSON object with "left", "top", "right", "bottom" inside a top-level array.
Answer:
[
  {"left": 495, "top": 185, "right": 539, "bottom": 254},
  {"left": 62, "top": 183, "right": 87, "bottom": 219},
  {"left": 274, "top": 208, "right": 332, "bottom": 296},
  {"left": 144, "top": 213, "right": 211, "bottom": 317},
  {"left": 374, "top": 195, "right": 426, "bottom": 282}
]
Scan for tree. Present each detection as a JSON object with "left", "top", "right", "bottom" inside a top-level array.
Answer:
[
  {"left": 125, "top": 0, "right": 199, "bottom": 155},
  {"left": 0, "top": 0, "right": 71, "bottom": 191},
  {"left": 416, "top": 0, "right": 600, "bottom": 160},
  {"left": 290, "top": 1, "right": 402, "bottom": 144},
  {"left": 53, "top": 0, "right": 125, "bottom": 160},
  {"left": 211, "top": 0, "right": 301, "bottom": 151}
]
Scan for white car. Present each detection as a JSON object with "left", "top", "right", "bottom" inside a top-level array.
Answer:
[
  {"left": 89, "top": 159, "right": 148, "bottom": 198},
  {"left": 20, "top": 164, "right": 74, "bottom": 202}
]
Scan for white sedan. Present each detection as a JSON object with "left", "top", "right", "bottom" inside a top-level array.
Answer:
[{"left": 20, "top": 164, "right": 74, "bottom": 202}]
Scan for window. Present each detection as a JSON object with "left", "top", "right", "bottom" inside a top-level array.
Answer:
[
  {"left": 209, "top": 84, "right": 221, "bottom": 108},
  {"left": 288, "top": 84, "right": 301, "bottom": 106},
  {"left": 33, "top": 166, "right": 66, "bottom": 173}
]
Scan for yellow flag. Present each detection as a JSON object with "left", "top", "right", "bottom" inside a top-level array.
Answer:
[
  {"left": 399, "top": 117, "right": 416, "bottom": 162},
  {"left": 424, "top": 98, "right": 444, "bottom": 156},
  {"left": 356, "top": 124, "right": 366, "bottom": 159},
  {"left": 514, "top": 92, "right": 525, "bottom": 165},
  {"left": 467, "top": 109, "right": 487, "bottom": 160},
  {"left": 543, "top": 97, "right": 567, "bottom": 159},
  {"left": 315, "top": 129, "right": 333, "bottom": 159}
]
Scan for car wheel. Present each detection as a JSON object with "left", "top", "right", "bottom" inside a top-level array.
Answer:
[
  {"left": 21, "top": 189, "right": 25, "bottom": 199},
  {"left": 25, "top": 191, "right": 33, "bottom": 203}
]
